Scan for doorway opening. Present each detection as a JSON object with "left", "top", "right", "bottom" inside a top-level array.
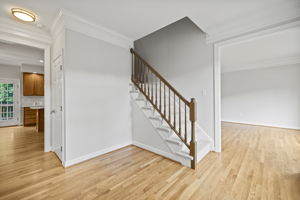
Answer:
[
  {"left": 214, "top": 23, "right": 300, "bottom": 152},
  {"left": 0, "top": 35, "right": 53, "bottom": 157}
]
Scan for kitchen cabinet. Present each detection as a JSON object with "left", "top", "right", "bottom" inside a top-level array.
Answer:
[
  {"left": 23, "top": 73, "right": 44, "bottom": 96},
  {"left": 24, "top": 107, "right": 36, "bottom": 126},
  {"left": 36, "top": 109, "right": 44, "bottom": 132},
  {"left": 23, "top": 107, "right": 44, "bottom": 131}
]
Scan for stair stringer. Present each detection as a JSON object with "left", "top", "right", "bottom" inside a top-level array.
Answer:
[{"left": 130, "top": 88, "right": 192, "bottom": 167}]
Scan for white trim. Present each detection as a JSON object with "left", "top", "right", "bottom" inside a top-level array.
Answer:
[
  {"left": 206, "top": 14, "right": 300, "bottom": 43},
  {"left": 0, "top": 18, "right": 52, "bottom": 44},
  {"left": 0, "top": 32, "right": 52, "bottom": 152},
  {"left": 133, "top": 141, "right": 178, "bottom": 162},
  {"left": 63, "top": 141, "right": 132, "bottom": 167},
  {"left": 213, "top": 43, "right": 222, "bottom": 152},
  {"left": 51, "top": 10, "right": 134, "bottom": 49},
  {"left": 222, "top": 56, "right": 300, "bottom": 73},
  {"left": 222, "top": 120, "right": 300, "bottom": 131},
  {"left": 212, "top": 20, "right": 300, "bottom": 48},
  {"left": 213, "top": 19, "right": 300, "bottom": 154},
  {"left": 44, "top": 46, "right": 51, "bottom": 152},
  {"left": 50, "top": 10, "right": 64, "bottom": 40},
  {"left": 61, "top": 48, "right": 67, "bottom": 165}
]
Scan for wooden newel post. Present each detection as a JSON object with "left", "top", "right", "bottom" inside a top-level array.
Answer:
[
  {"left": 130, "top": 49, "right": 134, "bottom": 82},
  {"left": 190, "top": 98, "right": 197, "bottom": 169}
]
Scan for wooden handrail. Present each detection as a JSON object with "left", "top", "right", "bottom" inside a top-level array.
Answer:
[
  {"left": 130, "top": 48, "right": 197, "bottom": 169},
  {"left": 130, "top": 49, "right": 190, "bottom": 105}
]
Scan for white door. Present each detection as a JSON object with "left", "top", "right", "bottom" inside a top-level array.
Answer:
[
  {"left": 51, "top": 55, "right": 64, "bottom": 161},
  {"left": 0, "top": 79, "right": 19, "bottom": 127}
]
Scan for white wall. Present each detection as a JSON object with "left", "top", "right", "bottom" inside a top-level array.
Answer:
[
  {"left": 222, "top": 64, "right": 300, "bottom": 129},
  {"left": 134, "top": 17, "right": 215, "bottom": 140},
  {"left": 64, "top": 29, "right": 132, "bottom": 162},
  {"left": 0, "top": 64, "right": 20, "bottom": 79}
]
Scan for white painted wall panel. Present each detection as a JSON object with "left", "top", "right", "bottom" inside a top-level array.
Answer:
[
  {"left": 222, "top": 64, "right": 300, "bottom": 129},
  {"left": 64, "top": 30, "right": 132, "bottom": 162}
]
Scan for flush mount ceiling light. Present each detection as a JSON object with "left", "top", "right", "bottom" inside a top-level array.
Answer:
[{"left": 11, "top": 8, "right": 36, "bottom": 22}]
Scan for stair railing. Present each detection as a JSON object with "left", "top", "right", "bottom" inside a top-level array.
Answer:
[{"left": 130, "top": 48, "right": 197, "bottom": 169}]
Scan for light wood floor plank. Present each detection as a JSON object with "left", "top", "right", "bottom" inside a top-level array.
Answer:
[{"left": 0, "top": 123, "right": 299, "bottom": 200}]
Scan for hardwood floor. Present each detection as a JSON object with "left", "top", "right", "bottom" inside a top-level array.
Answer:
[{"left": 0, "top": 123, "right": 299, "bottom": 200}]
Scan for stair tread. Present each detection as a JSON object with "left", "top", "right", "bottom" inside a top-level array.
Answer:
[
  {"left": 136, "top": 98, "right": 145, "bottom": 101},
  {"left": 130, "top": 90, "right": 139, "bottom": 93},
  {"left": 160, "top": 125, "right": 171, "bottom": 129},
  {"left": 165, "top": 136, "right": 182, "bottom": 144},
  {"left": 176, "top": 151, "right": 193, "bottom": 160},
  {"left": 142, "top": 106, "right": 153, "bottom": 110},
  {"left": 149, "top": 116, "right": 161, "bottom": 120},
  {"left": 157, "top": 126, "right": 170, "bottom": 132}
]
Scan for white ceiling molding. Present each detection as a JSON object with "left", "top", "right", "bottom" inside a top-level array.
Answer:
[
  {"left": 50, "top": 10, "right": 64, "bottom": 40},
  {"left": 208, "top": 17, "right": 300, "bottom": 44},
  {"left": 206, "top": 1, "right": 300, "bottom": 43},
  {"left": 215, "top": 21, "right": 300, "bottom": 51},
  {"left": 0, "top": 18, "right": 52, "bottom": 44},
  {"left": 222, "top": 56, "right": 300, "bottom": 73},
  {"left": 51, "top": 10, "right": 134, "bottom": 49}
]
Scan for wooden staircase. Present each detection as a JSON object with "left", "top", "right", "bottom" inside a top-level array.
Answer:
[{"left": 130, "top": 48, "right": 202, "bottom": 169}]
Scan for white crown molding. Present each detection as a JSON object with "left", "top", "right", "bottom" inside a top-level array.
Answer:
[
  {"left": 222, "top": 56, "right": 300, "bottom": 73},
  {"left": 206, "top": 1, "right": 300, "bottom": 43},
  {"left": 50, "top": 10, "right": 65, "bottom": 40},
  {"left": 0, "top": 18, "right": 52, "bottom": 45},
  {"left": 208, "top": 17, "right": 300, "bottom": 44},
  {"left": 51, "top": 9, "right": 134, "bottom": 49}
]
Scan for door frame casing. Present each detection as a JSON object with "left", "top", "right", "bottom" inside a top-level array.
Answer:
[
  {"left": 51, "top": 51, "right": 65, "bottom": 162},
  {"left": 213, "top": 19, "right": 300, "bottom": 152},
  {"left": 0, "top": 33, "right": 52, "bottom": 152}
]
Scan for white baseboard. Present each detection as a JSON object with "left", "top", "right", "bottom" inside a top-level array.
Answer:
[
  {"left": 63, "top": 141, "right": 132, "bottom": 167},
  {"left": 45, "top": 146, "right": 52, "bottom": 152},
  {"left": 133, "top": 141, "right": 179, "bottom": 162},
  {"left": 222, "top": 120, "right": 300, "bottom": 130}
]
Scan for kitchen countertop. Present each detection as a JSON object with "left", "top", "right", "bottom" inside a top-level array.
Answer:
[{"left": 29, "top": 107, "right": 44, "bottom": 110}]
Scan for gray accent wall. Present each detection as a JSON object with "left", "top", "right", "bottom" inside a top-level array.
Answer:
[{"left": 134, "top": 17, "right": 215, "bottom": 140}]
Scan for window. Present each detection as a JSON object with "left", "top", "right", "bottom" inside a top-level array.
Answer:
[{"left": 0, "top": 83, "right": 15, "bottom": 121}]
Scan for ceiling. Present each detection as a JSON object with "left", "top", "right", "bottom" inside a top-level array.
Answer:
[
  {"left": 0, "top": 40, "right": 44, "bottom": 67},
  {"left": 0, "top": 0, "right": 299, "bottom": 41},
  {"left": 221, "top": 26, "right": 300, "bottom": 73}
]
